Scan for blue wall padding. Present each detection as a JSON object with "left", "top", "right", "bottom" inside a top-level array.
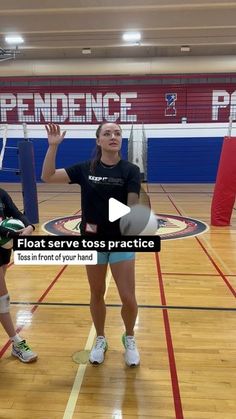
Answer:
[
  {"left": 147, "top": 137, "right": 223, "bottom": 183},
  {"left": 0, "top": 136, "right": 223, "bottom": 183},
  {"left": 0, "top": 138, "right": 128, "bottom": 182}
]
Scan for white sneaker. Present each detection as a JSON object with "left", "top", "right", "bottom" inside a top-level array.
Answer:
[
  {"left": 89, "top": 336, "right": 108, "bottom": 365},
  {"left": 12, "top": 340, "right": 38, "bottom": 363},
  {"left": 122, "top": 334, "right": 140, "bottom": 367}
]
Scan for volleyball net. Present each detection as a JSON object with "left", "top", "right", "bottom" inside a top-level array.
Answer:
[{"left": 0, "top": 123, "right": 39, "bottom": 224}]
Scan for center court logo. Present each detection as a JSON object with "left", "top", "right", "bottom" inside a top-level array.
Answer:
[{"left": 42, "top": 212, "right": 208, "bottom": 240}]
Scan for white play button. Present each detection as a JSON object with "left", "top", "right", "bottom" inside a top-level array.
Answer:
[{"left": 109, "top": 198, "right": 130, "bottom": 222}]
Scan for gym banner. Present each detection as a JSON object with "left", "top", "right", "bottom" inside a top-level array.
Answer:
[{"left": 0, "top": 84, "right": 236, "bottom": 124}]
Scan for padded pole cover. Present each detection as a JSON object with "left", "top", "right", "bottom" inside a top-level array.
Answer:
[
  {"left": 211, "top": 137, "right": 236, "bottom": 226},
  {"left": 18, "top": 141, "right": 39, "bottom": 224}
]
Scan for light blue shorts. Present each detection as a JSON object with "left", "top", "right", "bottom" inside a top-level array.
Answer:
[{"left": 97, "top": 252, "right": 135, "bottom": 265}]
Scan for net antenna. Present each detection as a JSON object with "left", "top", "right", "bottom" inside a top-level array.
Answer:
[
  {"left": 128, "top": 124, "right": 134, "bottom": 163},
  {"left": 141, "top": 123, "right": 147, "bottom": 181},
  {"left": 227, "top": 114, "right": 233, "bottom": 137},
  {"left": 23, "top": 122, "right": 29, "bottom": 140},
  {"left": 0, "top": 124, "right": 8, "bottom": 169}
]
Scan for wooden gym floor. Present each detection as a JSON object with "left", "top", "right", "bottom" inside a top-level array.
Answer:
[{"left": 0, "top": 183, "right": 235, "bottom": 419}]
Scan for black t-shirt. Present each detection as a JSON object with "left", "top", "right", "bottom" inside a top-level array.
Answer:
[
  {"left": 65, "top": 160, "right": 141, "bottom": 236},
  {"left": 0, "top": 188, "right": 31, "bottom": 227}
]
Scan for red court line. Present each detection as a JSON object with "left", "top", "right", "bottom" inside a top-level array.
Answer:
[
  {"left": 195, "top": 237, "right": 236, "bottom": 297},
  {"left": 155, "top": 252, "right": 184, "bottom": 419},
  {"left": 146, "top": 191, "right": 212, "bottom": 194},
  {"left": 0, "top": 265, "right": 67, "bottom": 358},
  {"left": 0, "top": 203, "right": 82, "bottom": 358},
  {"left": 162, "top": 187, "right": 236, "bottom": 298},
  {"left": 162, "top": 272, "right": 227, "bottom": 277},
  {"left": 1, "top": 206, "right": 82, "bottom": 357},
  {"left": 133, "top": 183, "right": 183, "bottom": 417}
]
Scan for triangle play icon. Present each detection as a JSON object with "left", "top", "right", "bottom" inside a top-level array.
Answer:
[{"left": 108, "top": 198, "right": 130, "bottom": 222}]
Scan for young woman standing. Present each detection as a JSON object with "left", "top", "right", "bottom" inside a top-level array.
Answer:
[{"left": 42, "top": 122, "right": 141, "bottom": 367}]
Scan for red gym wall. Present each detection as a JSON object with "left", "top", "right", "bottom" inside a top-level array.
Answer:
[
  {"left": 0, "top": 74, "right": 235, "bottom": 124},
  {"left": 0, "top": 74, "right": 235, "bottom": 183}
]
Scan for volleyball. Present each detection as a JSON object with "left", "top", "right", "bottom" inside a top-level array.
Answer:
[
  {"left": 120, "top": 204, "right": 158, "bottom": 236},
  {"left": 0, "top": 218, "right": 25, "bottom": 249}
]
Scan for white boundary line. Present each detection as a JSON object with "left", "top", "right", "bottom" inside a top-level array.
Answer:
[{"left": 63, "top": 270, "right": 112, "bottom": 419}]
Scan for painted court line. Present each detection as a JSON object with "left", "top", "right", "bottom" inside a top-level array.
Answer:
[
  {"left": 63, "top": 270, "right": 112, "bottom": 419},
  {"left": 155, "top": 252, "right": 184, "bottom": 419},
  {"left": 162, "top": 188, "right": 236, "bottom": 297},
  {"left": 0, "top": 265, "right": 67, "bottom": 358},
  {"left": 196, "top": 236, "right": 236, "bottom": 298},
  {"left": 10, "top": 301, "right": 236, "bottom": 311},
  {"left": 62, "top": 326, "right": 95, "bottom": 419},
  {"left": 198, "top": 234, "right": 235, "bottom": 276}
]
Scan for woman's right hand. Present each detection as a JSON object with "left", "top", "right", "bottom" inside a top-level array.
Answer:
[{"left": 45, "top": 123, "right": 66, "bottom": 146}]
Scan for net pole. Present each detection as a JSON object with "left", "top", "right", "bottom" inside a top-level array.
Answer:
[{"left": 18, "top": 123, "right": 39, "bottom": 224}]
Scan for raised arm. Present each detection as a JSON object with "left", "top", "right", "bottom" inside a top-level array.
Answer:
[{"left": 41, "top": 123, "right": 70, "bottom": 183}]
